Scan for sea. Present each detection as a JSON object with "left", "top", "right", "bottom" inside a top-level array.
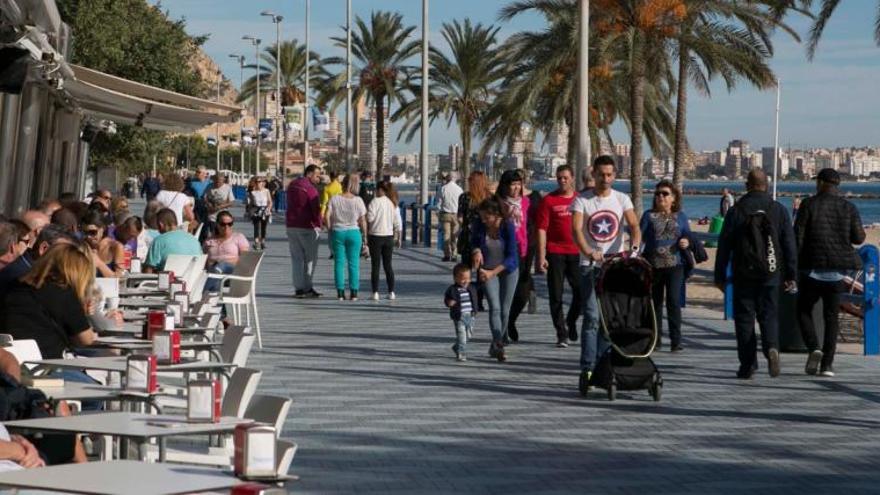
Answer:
[{"left": 399, "top": 180, "right": 880, "bottom": 225}]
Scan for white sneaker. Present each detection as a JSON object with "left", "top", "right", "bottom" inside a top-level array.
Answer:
[
  {"left": 372, "top": 292, "right": 379, "bottom": 301},
  {"left": 388, "top": 292, "right": 396, "bottom": 300}
]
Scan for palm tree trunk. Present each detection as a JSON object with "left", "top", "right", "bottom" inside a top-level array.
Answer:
[
  {"left": 375, "top": 95, "right": 386, "bottom": 179},
  {"left": 630, "top": 64, "right": 646, "bottom": 217},
  {"left": 566, "top": 110, "right": 577, "bottom": 173},
  {"left": 673, "top": 42, "right": 689, "bottom": 192},
  {"left": 603, "top": 126, "right": 615, "bottom": 151},
  {"left": 461, "top": 121, "right": 472, "bottom": 187}
]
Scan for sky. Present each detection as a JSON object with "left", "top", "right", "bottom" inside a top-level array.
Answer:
[{"left": 150, "top": 0, "right": 879, "bottom": 154}]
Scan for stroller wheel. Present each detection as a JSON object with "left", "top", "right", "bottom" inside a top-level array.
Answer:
[
  {"left": 650, "top": 374, "right": 662, "bottom": 402},
  {"left": 607, "top": 382, "right": 616, "bottom": 401}
]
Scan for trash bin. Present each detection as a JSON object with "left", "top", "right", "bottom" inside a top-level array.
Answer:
[
  {"left": 705, "top": 215, "right": 724, "bottom": 247},
  {"left": 778, "top": 287, "right": 824, "bottom": 352}
]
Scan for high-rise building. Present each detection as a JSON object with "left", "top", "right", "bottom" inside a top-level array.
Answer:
[
  {"left": 448, "top": 143, "right": 462, "bottom": 171},
  {"left": 547, "top": 122, "right": 568, "bottom": 158},
  {"left": 323, "top": 114, "right": 340, "bottom": 145},
  {"left": 357, "top": 108, "right": 390, "bottom": 172},
  {"left": 509, "top": 123, "right": 536, "bottom": 160},
  {"left": 724, "top": 139, "right": 750, "bottom": 178}
]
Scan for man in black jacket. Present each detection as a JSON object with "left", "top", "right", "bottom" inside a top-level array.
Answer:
[
  {"left": 715, "top": 169, "right": 797, "bottom": 379},
  {"left": 794, "top": 168, "right": 865, "bottom": 377}
]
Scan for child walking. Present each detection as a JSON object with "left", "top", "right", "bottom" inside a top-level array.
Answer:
[{"left": 444, "top": 263, "right": 478, "bottom": 362}]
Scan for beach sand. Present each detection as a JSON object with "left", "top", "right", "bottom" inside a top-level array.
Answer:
[{"left": 685, "top": 222, "right": 880, "bottom": 355}]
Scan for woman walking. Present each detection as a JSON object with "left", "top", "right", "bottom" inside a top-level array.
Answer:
[
  {"left": 367, "top": 181, "right": 402, "bottom": 301},
  {"left": 325, "top": 173, "right": 368, "bottom": 301},
  {"left": 639, "top": 180, "right": 692, "bottom": 352},
  {"left": 247, "top": 177, "right": 273, "bottom": 250},
  {"left": 497, "top": 170, "right": 533, "bottom": 342},
  {"left": 471, "top": 198, "right": 519, "bottom": 362},
  {"left": 456, "top": 171, "right": 492, "bottom": 266}
]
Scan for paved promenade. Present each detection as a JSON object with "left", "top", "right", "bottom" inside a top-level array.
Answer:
[{"left": 246, "top": 219, "right": 880, "bottom": 494}]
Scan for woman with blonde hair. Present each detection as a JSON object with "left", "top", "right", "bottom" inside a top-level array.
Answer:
[
  {"left": 325, "top": 173, "right": 368, "bottom": 300},
  {"left": 0, "top": 243, "right": 97, "bottom": 359}
]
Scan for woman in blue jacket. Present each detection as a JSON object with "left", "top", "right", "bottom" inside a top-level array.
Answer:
[
  {"left": 640, "top": 180, "right": 692, "bottom": 352},
  {"left": 470, "top": 198, "right": 519, "bottom": 362}
]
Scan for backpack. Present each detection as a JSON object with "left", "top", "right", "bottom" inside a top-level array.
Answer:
[{"left": 732, "top": 200, "right": 779, "bottom": 283}]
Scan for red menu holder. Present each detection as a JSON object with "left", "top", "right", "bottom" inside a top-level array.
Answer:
[
  {"left": 152, "top": 330, "right": 181, "bottom": 364},
  {"left": 187, "top": 379, "right": 221, "bottom": 423},
  {"left": 144, "top": 310, "right": 166, "bottom": 340},
  {"left": 234, "top": 424, "right": 277, "bottom": 480},
  {"left": 230, "top": 483, "right": 286, "bottom": 495},
  {"left": 125, "top": 355, "right": 157, "bottom": 393}
]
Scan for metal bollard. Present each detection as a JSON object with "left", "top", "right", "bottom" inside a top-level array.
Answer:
[
  {"left": 410, "top": 203, "right": 419, "bottom": 246},
  {"left": 423, "top": 204, "right": 432, "bottom": 248},
  {"left": 399, "top": 201, "right": 407, "bottom": 245},
  {"left": 860, "top": 245, "right": 879, "bottom": 355}
]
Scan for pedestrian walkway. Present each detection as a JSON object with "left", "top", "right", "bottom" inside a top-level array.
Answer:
[{"left": 248, "top": 218, "right": 880, "bottom": 494}]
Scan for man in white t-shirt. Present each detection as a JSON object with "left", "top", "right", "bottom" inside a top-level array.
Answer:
[
  {"left": 569, "top": 155, "right": 641, "bottom": 394},
  {"left": 437, "top": 173, "right": 463, "bottom": 262}
]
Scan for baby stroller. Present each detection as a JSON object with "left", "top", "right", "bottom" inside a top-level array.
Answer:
[{"left": 584, "top": 256, "right": 663, "bottom": 401}]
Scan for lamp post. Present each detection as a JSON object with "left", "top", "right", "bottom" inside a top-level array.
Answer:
[
  {"left": 261, "top": 11, "right": 284, "bottom": 178},
  {"left": 344, "top": 0, "right": 352, "bottom": 171},
  {"left": 576, "top": 0, "right": 590, "bottom": 188},
  {"left": 215, "top": 70, "right": 221, "bottom": 171},
  {"left": 242, "top": 36, "right": 262, "bottom": 176},
  {"left": 304, "top": 0, "right": 311, "bottom": 169},
  {"left": 228, "top": 54, "right": 246, "bottom": 178},
  {"left": 772, "top": 81, "right": 781, "bottom": 201},
  {"left": 419, "top": 0, "right": 429, "bottom": 204}
]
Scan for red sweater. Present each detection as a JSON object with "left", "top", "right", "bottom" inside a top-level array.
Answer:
[
  {"left": 536, "top": 191, "right": 579, "bottom": 255},
  {"left": 285, "top": 177, "right": 321, "bottom": 229}
]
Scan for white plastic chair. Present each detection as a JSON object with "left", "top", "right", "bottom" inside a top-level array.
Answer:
[
  {"left": 6, "top": 340, "right": 42, "bottom": 370},
  {"left": 244, "top": 395, "right": 292, "bottom": 435},
  {"left": 208, "top": 251, "right": 265, "bottom": 348},
  {"left": 220, "top": 367, "right": 262, "bottom": 418},
  {"left": 218, "top": 326, "right": 255, "bottom": 368},
  {"left": 276, "top": 439, "right": 298, "bottom": 477}
]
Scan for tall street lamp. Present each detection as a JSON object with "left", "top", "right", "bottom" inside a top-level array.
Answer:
[
  {"left": 215, "top": 69, "right": 222, "bottom": 171},
  {"left": 576, "top": 0, "right": 590, "bottom": 188},
  {"left": 261, "top": 11, "right": 284, "bottom": 177},
  {"left": 303, "top": 0, "right": 311, "bottom": 169},
  {"left": 419, "top": 0, "right": 429, "bottom": 204},
  {"left": 229, "top": 54, "right": 246, "bottom": 177},
  {"left": 242, "top": 35, "right": 262, "bottom": 176},
  {"left": 345, "top": 0, "right": 352, "bottom": 171}
]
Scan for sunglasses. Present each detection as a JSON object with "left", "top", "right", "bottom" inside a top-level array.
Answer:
[
  {"left": 18, "top": 237, "right": 30, "bottom": 245},
  {"left": 100, "top": 195, "right": 112, "bottom": 201},
  {"left": 219, "top": 222, "right": 234, "bottom": 227},
  {"left": 84, "top": 229, "right": 100, "bottom": 237},
  {"left": 655, "top": 190, "right": 672, "bottom": 197}
]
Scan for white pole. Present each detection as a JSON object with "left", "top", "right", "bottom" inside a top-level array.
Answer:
[
  {"left": 216, "top": 71, "right": 221, "bottom": 171},
  {"left": 275, "top": 19, "right": 282, "bottom": 177},
  {"left": 239, "top": 58, "right": 245, "bottom": 176},
  {"left": 419, "top": 0, "right": 429, "bottom": 205},
  {"left": 304, "top": 0, "right": 311, "bottom": 169},
  {"left": 255, "top": 41, "right": 262, "bottom": 176},
  {"left": 576, "top": 0, "right": 590, "bottom": 188},
  {"left": 345, "top": 0, "right": 352, "bottom": 171},
  {"left": 772, "top": 81, "right": 781, "bottom": 201}
]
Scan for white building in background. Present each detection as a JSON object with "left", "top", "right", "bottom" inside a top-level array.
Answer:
[
  {"left": 547, "top": 122, "right": 569, "bottom": 158},
  {"left": 847, "top": 152, "right": 880, "bottom": 177},
  {"left": 357, "top": 109, "right": 390, "bottom": 171},
  {"left": 448, "top": 143, "right": 462, "bottom": 171},
  {"left": 323, "top": 114, "right": 340, "bottom": 145}
]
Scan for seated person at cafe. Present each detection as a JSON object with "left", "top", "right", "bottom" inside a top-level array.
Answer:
[
  {"left": 81, "top": 211, "right": 124, "bottom": 278},
  {"left": 0, "top": 243, "right": 98, "bottom": 359},
  {"left": 144, "top": 208, "right": 202, "bottom": 272},
  {"left": 203, "top": 210, "right": 249, "bottom": 292},
  {"left": 0, "top": 222, "right": 21, "bottom": 271},
  {"left": 0, "top": 225, "right": 78, "bottom": 296}
]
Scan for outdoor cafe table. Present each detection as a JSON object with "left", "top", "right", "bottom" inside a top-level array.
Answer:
[
  {"left": 0, "top": 460, "right": 244, "bottom": 494},
  {"left": 118, "top": 298, "right": 170, "bottom": 309},
  {"left": 4, "top": 412, "right": 252, "bottom": 461},
  {"left": 27, "top": 356, "right": 238, "bottom": 379},
  {"left": 89, "top": 337, "right": 222, "bottom": 359}
]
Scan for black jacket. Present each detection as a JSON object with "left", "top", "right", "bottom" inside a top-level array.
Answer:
[
  {"left": 794, "top": 190, "right": 865, "bottom": 271},
  {"left": 714, "top": 191, "right": 797, "bottom": 286}
]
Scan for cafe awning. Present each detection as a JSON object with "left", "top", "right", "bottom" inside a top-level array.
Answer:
[{"left": 65, "top": 65, "right": 241, "bottom": 132}]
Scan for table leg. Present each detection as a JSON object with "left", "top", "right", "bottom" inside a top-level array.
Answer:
[{"left": 159, "top": 438, "right": 167, "bottom": 462}]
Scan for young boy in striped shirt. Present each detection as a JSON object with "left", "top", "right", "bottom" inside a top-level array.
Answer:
[{"left": 444, "top": 263, "right": 478, "bottom": 362}]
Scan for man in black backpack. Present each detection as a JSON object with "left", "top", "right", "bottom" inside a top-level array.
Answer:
[{"left": 715, "top": 169, "right": 796, "bottom": 379}]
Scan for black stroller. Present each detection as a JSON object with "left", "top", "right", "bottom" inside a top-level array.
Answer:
[{"left": 583, "top": 256, "right": 663, "bottom": 401}]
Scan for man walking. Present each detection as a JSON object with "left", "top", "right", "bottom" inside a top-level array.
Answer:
[
  {"left": 141, "top": 170, "right": 161, "bottom": 201},
  {"left": 537, "top": 165, "right": 582, "bottom": 348},
  {"left": 715, "top": 169, "right": 796, "bottom": 379},
  {"left": 795, "top": 168, "right": 865, "bottom": 377},
  {"left": 570, "top": 156, "right": 641, "bottom": 394},
  {"left": 720, "top": 188, "right": 735, "bottom": 216},
  {"left": 286, "top": 165, "right": 323, "bottom": 298},
  {"left": 438, "top": 173, "right": 463, "bottom": 262}
]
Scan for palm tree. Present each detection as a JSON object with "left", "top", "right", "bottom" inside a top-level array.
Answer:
[
  {"left": 803, "top": 0, "right": 879, "bottom": 58},
  {"left": 237, "top": 40, "right": 323, "bottom": 171},
  {"left": 670, "top": 1, "right": 794, "bottom": 189},
  {"left": 394, "top": 19, "right": 505, "bottom": 181},
  {"left": 319, "top": 11, "right": 420, "bottom": 177}
]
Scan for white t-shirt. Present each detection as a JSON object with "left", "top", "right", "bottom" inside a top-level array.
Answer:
[
  {"left": 367, "top": 196, "right": 402, "bottom": 237},
  {"left": 328, "top": 195, "right": 367, "bottom": 231},
  {"left": 569, "top": 189, "right": 634, "bottom": 265},
  {"left": 438, "top": 181, "right": 463, "bottom": 214},
  {"left": 156, "top": 190, "right": 194, "bottom": 225}
]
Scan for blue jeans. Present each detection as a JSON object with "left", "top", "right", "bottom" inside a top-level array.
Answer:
[
  {"left": 49, "top": 369, "right": 102, "bottom": 411},
  {"left": 483, "top": 268, "right": 518, "bottom": 346},
  {"left": 453, "top": 314, "right": 474, "bottom": 354},
  {"left": 205, "top": 261, "right": 235, "bottom": 292},
  {"left": 332, "top": 229, "right": 362, "bottom": 291},
  {"left": 580, "top": 265, "right": 609, "bottom": 371}
]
